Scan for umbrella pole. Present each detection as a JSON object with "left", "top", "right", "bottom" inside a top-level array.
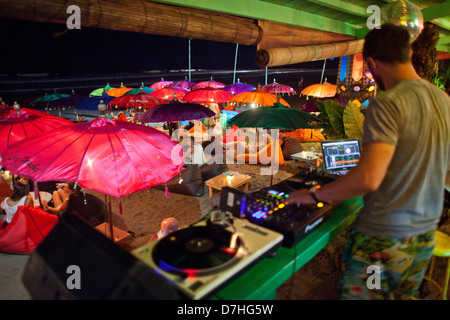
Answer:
[
  {"left": 233, "top": 43, "right": 239, "bottom": 84},
  {"left": 270, "top": 130, "right": 279, "bottom": 186},
  {"left": 265, "top": 67, "right": 268, "bottom": 85},
  {"left": 188, "top": 38, "right": 192, "bottom": 82},
  {"left": 106, "top": 195, "right": 114, "bottom": 241},
  {"left": 35, "top": 182, "right": 44, "bottom": 210},
  {"left": 320, "top": 59, "right": 327, "bottom": 84}
]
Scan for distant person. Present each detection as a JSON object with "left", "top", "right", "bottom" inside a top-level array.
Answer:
[
  {"left": 297, "top": 75, "right": 304, "bottom": 89},
  {"left": 1, "top": 179, "right": 34, "bottom": 228},
  {"left": 128, "top": 108, "right": 139, "bottom": 123},
  {"left": 148, "top": 217, "right": 179, "bottom": 242},
  {"left": 110, "top": 111, "right": 128, "bottom": 122},
  {"left": 42, "top": 182, "right": 80, "bottom": 216}
]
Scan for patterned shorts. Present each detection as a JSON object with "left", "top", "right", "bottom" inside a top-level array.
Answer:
[{"left": 339, "top": 230, "right": 436, "bottom": 300}]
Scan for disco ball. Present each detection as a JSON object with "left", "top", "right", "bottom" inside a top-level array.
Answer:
[{"left": 381, "top": 0, "right": 424, "bottom": 42}]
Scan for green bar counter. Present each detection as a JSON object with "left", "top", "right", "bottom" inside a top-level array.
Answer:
[{"left": 210, "top": 196, "right": 364, "bottom": 300}]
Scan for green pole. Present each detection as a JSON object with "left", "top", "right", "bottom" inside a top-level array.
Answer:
[
  {"left": 188, "top": 38, "right": 192, "bottom": 81},
  {"left": 233, "top": 43, "right": 239, "bottom": 84},
  {"left": 265, "top": 67, "right": 268, "bottom": 85}
]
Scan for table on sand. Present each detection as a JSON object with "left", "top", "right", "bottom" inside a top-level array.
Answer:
[{"left": 205, "top": 173, "right": 251, "bottom": 207}]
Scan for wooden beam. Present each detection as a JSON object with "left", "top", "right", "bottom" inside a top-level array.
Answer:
[
  {"left": 255, "top": 39, "right": 365, "bottom": 67},
  {"left": 257, "top": 20, "right": 356, "bottom": 50},
  {"left": 0, "top": 0, "right": 262, "bottom": 45}
]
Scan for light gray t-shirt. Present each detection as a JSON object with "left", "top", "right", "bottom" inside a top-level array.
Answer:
[{"left": 354, "top": 79, "right": 450, "bottom": 238}]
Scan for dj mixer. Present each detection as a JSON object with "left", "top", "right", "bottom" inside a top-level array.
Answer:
[{"left": 221, "top": 170, "right": 339, "bottom": 247}]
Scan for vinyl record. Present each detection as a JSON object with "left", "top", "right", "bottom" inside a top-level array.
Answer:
[{"left": 152, "top": 226, "right": 242, "bottom": 275}]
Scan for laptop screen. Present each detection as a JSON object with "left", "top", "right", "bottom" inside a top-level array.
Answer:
[{"left": 320, "top": 139, "right": 361, "bottom": 172}]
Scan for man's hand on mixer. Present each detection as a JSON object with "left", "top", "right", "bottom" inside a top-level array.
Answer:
[{"left": 284, "top": 188, "right": 316, "bottom": 206}]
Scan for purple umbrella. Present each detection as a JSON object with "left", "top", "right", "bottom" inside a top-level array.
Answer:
[
  {"left": 168, "top": 79, "right": 197, "bottom": 91},
  {"left": 140, "top": 100, "right": 215, "bottom": 123},
  {"left": 223, "top": 79, "right": 256, "bottom": 95},
  {"left": 140, "top": 100, "right": 216, "bottom": 137}
]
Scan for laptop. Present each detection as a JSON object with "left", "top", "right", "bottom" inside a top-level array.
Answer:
[{"left": 320, "top": 139, "right": 361, "bottom": 176}]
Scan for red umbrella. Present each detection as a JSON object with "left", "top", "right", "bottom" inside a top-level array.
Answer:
[
  {"left": 150, "top": 78, "right": 173, "bottom": 90},
  {"left": 0, "top": 104, "right": 12, "bottom": 119},
  {"left": 262, "top": 79, "right": 297, "bottom": 96},
  {"left": 193, "top": 78, "right": 226, "bottom": 89},
  {"left": 0, "top": 106, "right": 74, "bottom": 154},
  {"left": 149, "top": 88, "right": 188, "bottom": 101},
  {"left": 109, "top": 92, "right": 166, "bottom": 109},
  {"left": 183, "top": 87, "right": 233, "bottom": 104},
  {"left": 0, "top": 117, "right": 184, "bottom": 199}
]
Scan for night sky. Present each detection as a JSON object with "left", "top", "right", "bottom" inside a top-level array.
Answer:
[
  {"left": 0, "top": 18, "right": 262, "bottom": 75},
  {"left": 0, "top": 18, "right": 339, "bottom": 103}
]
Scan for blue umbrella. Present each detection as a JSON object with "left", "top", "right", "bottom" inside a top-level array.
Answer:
[
  {"left": 75, "top": 95, "right": 115, "bottom": 110},
  {"left": 220, "top": 110, "right": 239, "bottom": 128}
]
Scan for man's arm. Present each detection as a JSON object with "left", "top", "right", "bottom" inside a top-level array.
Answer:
[{"left": 286, "top": 142, "right": 396, "bottom": 205}]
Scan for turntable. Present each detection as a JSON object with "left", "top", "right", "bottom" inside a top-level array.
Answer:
[{"left": 132, "top": 210, "right": 283, "bottom": 300}]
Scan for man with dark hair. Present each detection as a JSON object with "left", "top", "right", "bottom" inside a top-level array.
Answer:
[{"left": 286, "top": 24, "right": 450, "bottom": 299}]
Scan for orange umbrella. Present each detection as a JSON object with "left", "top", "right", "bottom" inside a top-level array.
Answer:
[
  {"left": 106, "top": 83, "right": 133, "bottom": 97},
  {"left": 300, "top": 82, "right": 337, "bottom": 98},
  {"left": 149, "top": 88, "right": 188, "bottom": 101},
  {"left": 230, "top": 87, "right": 290, "bottom": 108}
]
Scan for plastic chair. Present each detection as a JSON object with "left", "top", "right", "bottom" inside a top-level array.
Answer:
[{"left": 425, "top": 231, "right": 450, "bottom": 300}]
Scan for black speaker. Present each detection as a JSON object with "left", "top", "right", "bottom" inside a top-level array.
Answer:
[
  {"left": 220, "top": 187, "right": 247, "bottom": 218},
  {"left": 21, "top": 214, "right": 181, "bottom": 300}
]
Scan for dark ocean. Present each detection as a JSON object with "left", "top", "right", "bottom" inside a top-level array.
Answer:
[{"left": 0, "top": 66, "right": 338, "bottom": 108}]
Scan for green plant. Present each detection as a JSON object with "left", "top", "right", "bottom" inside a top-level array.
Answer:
[
  {"left": 316, "top": 99, "right": 365, "bottom": 140},
  {"left": 433, "top": 62, "right": 450, "bottom": 91}
]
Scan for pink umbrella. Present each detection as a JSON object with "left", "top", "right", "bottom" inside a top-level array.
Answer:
[
  {"left": 149, "top": 88, "right": 188, "bottom": 101},
  {"left": 109, "top": 92, "right": 166, "bottom": 109},
  {"left": 0, "top": 117, "right": 184, "bottom": 199},
  {"left": 262, "top": 79, "right": 296, "bottom": 96},
  {"left": 183, "top": 87, "right": 233, "bottom": 104},
  {"left": 0, "top": 116, "right": 184, "bottom": 240},
  {"left": 150, "top": 78, "right": 173, "bottom": 90},
  {"left": 0, "top": 105, "right": 74, "bottom": 155},
  {"left": 193, "top": 77, "right": 226, "bottom": 89}
]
